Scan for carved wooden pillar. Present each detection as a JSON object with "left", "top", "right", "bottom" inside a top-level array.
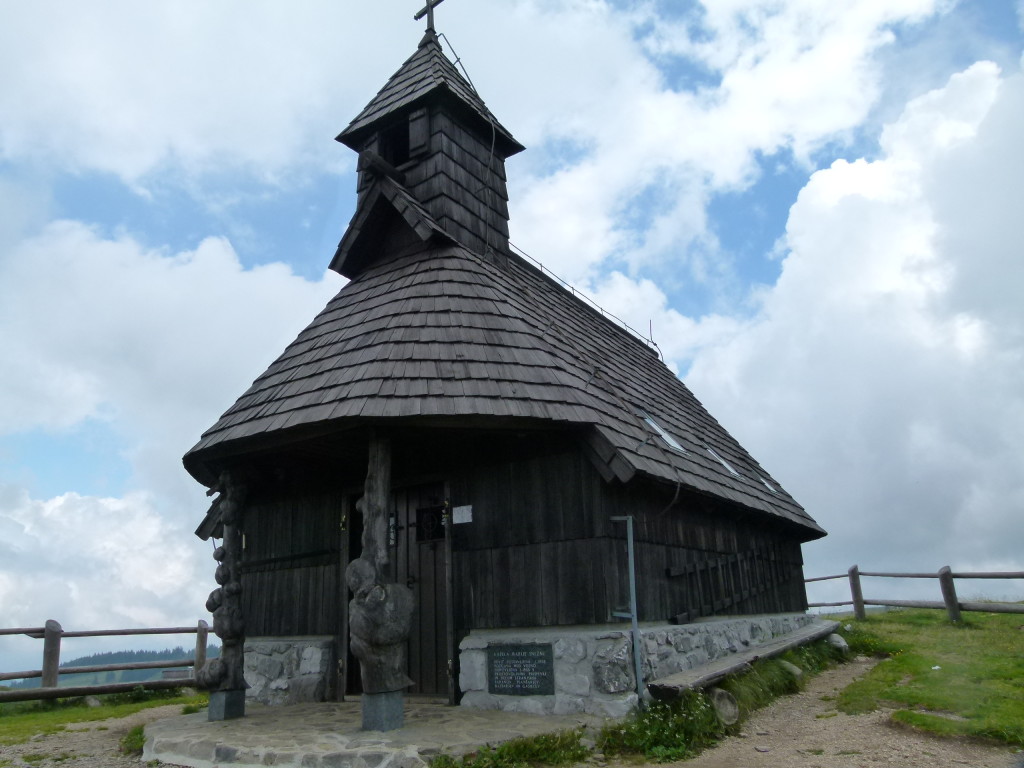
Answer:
[
  {"left": 197, "top": 471, "right": 248, "bottom": 720},
  {"left": 346, "top": 432, "right": 414, "bottom": 730}
]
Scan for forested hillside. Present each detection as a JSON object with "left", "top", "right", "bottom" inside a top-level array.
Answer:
[{"left": 6, "top": 645, "right": 220, "bottom": 689}]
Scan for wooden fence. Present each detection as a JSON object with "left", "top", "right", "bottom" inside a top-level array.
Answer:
[
  {"left": 0, "top": 619, "right": 209, "bottom": 703},
  {"left": 807, "top": 565, "right": 1024, "bottom": 622}
]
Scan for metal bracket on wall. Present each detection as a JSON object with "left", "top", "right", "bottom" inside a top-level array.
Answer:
[{"left": 611, "top": 515, "right": 645, "bottom": 706}]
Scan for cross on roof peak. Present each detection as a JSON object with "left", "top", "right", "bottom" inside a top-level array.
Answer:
[{"left": 414, "top": 0, "right": 446, "bottom": 32}]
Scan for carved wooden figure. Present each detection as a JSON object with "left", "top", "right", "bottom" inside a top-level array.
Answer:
[
  {"left": 196, "top": 472, "right": 248, "bottom": 720},
  {"left": 345, "top": 435, "right": 414, "bottom": 728}
]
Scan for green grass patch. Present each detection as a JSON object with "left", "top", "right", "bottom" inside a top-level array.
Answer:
[
  {"left": 21, "top": 753, "right": 74, "bottom": 763},
  {"left": 597, "top": 690, "right": 721, "bottom": 762},
  {"left": 596, "top": 639, "right": 845, "bottom": 762},
  {"left": 0, "top": 688, "right": 208, "bottom": 746},
  {"left": 431, "top": 639, "right": 845, "bottom": 766},
  {"left": 430, "top": 729, "right": 588, "bottom": 768},
  {"left": 717, "top": 639, "right": 845, "bottom": 717},
  {"left": 833, "top": 608, "right": 1024, "bottom": 746},
  {"left": 120, "top": 724, "right": 146, "bottom": 755}
]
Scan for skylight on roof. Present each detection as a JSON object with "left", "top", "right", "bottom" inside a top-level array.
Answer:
[
  {"left": 706, "top": 445, "right": 740, "bottom": 477},
  {"left": 640, "top": 411, "right": 687, "bottom": 454},
  {"left": 760, "top": 476, "right": 779, "bottom": 494}
]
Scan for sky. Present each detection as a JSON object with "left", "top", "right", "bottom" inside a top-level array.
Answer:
[{"left": 2, "top": 1, "right": 1023, "bottom": 672}]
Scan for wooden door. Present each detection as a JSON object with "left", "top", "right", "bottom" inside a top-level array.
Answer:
[{"left": 393, "top": 483, "right": 449, "bottom": 695}]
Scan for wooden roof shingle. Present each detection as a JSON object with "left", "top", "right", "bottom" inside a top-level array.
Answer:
[
  {"left": 184, "top": 223, "right": 824, "bottom": 539},
  {"left": 183, "top": 31, "right": 824, "bottom": 542},
  {"left": 337, "top": 31, "right": 523, "bottom": 158}
]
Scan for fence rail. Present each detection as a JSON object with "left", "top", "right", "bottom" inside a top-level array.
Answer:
[
  {"left": 806, "top": 565, "right": 1024, "bottom": 622},
  {"left": 0, "top": 619, "right": 208, "bottom": 703}
]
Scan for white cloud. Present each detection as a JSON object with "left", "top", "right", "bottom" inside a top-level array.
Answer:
[
  {"left": 0, "top": 1, "right": 956, "bottom": 284},
  {"left": 0, "top": 485, "right": 211, "bottom": 670},
  {"left": 1, "top": 1, "right": 1021, "bottom": 658},
  {"left": 502, "top": 0, "right": 951, "bottom": 286},
  {"left": 685, "top": 61, "right": 1024, "bottom": 595},
  {"left": 0, "top": 3, "right": 417, "bottom": 185},
  {"left": 0, "top": 219, "right": 341, "bottom": 666},
  {"left": 0, "top": 221, "right": 339, "bottom": 446}
]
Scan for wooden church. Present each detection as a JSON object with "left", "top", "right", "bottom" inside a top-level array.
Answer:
[{"left": 184, "top": 14, "right": 825, "bottom": 707}]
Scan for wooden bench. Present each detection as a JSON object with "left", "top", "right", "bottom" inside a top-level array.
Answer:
[{"left": 648, "top": 619, "right": 840, "bottom": 699}]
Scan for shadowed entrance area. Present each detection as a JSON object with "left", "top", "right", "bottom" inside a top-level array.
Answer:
[{"left": 144, "top": 697, "right": 601, "bottom": 768}]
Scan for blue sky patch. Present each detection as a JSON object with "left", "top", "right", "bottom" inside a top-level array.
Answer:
[{"left": 0, "top": 421, "right": 131, "bottom": 499}]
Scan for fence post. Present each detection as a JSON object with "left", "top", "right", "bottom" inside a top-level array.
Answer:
[
  {"left": 938, "top": 566, "right": 961, "bottom": 622},
  {"left": 41, "top": 620, "right": 63, "bottom": 688},
  {"left": 848, "top": 565, "right": 866, "bottom": 620},
  {"left": 194, "top": 619, "right": 209, "bottom": 675}
]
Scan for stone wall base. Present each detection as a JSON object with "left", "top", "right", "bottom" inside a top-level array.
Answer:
[
  {"left": 243, "top": 636, "right": 335, "bottom": 705},
  {"left": 459, "top": 614, "right": 816, "bottom": 718}
]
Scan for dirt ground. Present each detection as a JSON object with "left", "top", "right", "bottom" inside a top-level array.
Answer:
[
  {"left": 659, "top": 656, "right": 1022, "bottom": 768},
  {"left": 1, "top": 660, "right": 1021, "bottom": 767},
  {"left": 0, "top": 703, "right": 188, "bottom": 767}
]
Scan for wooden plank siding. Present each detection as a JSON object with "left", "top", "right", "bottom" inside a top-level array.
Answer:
[
  {"left": 232, "top": 427, "right": 807, "bottom": 699},
  {"left": 238, "top": 477, "right": 346, "bottom": 638},
  {"left": 446, "top": 438, "right": 808, "bottom": 635}
]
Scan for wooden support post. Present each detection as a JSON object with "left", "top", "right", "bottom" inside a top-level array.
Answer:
[
  {"left": 363, "top": 434, "right": 393, "bottom": 577},
  {"left": 41, "top": 620, "right": 62, "bottom": 688},
  {"left": 346, "top": 432, "right": 414, "bottom": 731},
  {"left": 443, "top": 490, "right": 456, "bottom": 706},
  {"left": 194, "top": 619, "right": 209, "bottom": 674},
  {"left": 938, "top": 566, "right": 961, "bottom": 623},
  {"left": 848, "top": 565, "right": 866, "bottom": 620},
  {"left": 196, "top": 473, "right": 248, "bottom": 720}
]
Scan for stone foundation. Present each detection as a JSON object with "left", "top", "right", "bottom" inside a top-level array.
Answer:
[
  {"left": 459, "top": 614, "right": 816, "bottom": 718},
  {"left": 243, "top": 636, "right": 335, "bottom": 705}
]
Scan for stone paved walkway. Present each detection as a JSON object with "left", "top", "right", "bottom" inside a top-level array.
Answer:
[{"left": 144, "top": 697, "right": 601, "bottom": 768}]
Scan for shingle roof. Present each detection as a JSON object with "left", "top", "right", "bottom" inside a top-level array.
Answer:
[
  {"left": 337, "top": 31, "right": 523, "bottom": 158},
  {"left": 184, "top": 31, "right": 823, "bottom": 542},
  {"left": 184, "top": 210, "right": 824, "bottom": 539}
]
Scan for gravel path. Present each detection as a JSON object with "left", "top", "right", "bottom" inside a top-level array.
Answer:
[
  {"left": 672, "top": 656, "right": 1021, "bottom": 768},
  {"left": 2, "top": 661, "right": 1020, "bottom": 767},
  {"left": 0, "top": 703, "right": 188, "bottom": 767}
]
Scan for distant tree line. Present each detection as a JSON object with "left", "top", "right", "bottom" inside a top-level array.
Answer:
[{"left": 7, "top": 645, "right": 220, "bottom": 689}]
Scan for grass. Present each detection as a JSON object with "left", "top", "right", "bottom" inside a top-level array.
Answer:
[
  {"left": 597, "top": 690, "right": 721, "bottom": 762},
  {"left": 833, "top": 608, "right": 1024, "bottom": 746},
  {"left": 0, "top": 687, "right": 208, "bottom": 746},
  {"left": 429, "top": 729, "right": 589, "bottom": 768},
  {"left": 431, "top": 638, "right": 846, "bottom": 768},
  {"left": 20, "top": 753, "right": 74, "bottom": 764},
  {"left": 119, "top": 724, "right": 146, "bottom": 755}
]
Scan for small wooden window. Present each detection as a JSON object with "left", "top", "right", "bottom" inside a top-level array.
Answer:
[
  {"left": 379, "top": 121, "right": 410, "bottom": 166},
  {"left": 409, "top": 108, "right": 429, "bottom": 156}
]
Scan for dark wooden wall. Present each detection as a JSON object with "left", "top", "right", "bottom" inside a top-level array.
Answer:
[
  {"left": 446, "top": 433, "right": 809, "bottom": 635},
  {"left": 234, "top": 426, "right": 808, "bottom": 642},
  {"left": 238, "top": 476, "right": 345, "bottom": 637}
]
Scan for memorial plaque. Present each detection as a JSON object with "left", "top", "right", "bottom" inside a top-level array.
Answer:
[{"left": 487, "top": 643, "right": 555, "bottom": 696}]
